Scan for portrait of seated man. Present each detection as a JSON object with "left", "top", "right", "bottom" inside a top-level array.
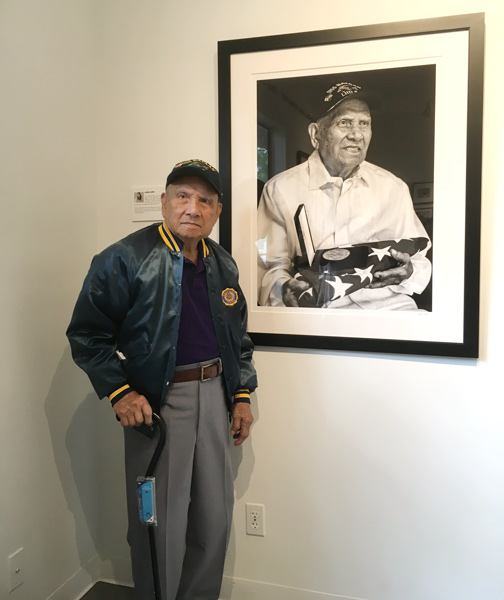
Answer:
[{"left": 257, "top": 81, "right": 432, "bottom": 310}]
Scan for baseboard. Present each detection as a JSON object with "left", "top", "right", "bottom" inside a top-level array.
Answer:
[
  {"left": 44, "top": 555, "right": 101, "bottom": 600},
  {"left": 45, "top": 557, "right": 365, "bottom": 600},
  {"left": 44, "top": 555, "right": 133, "bottom": 600},
  {"left": 96, "top": 556, "right": 134, "bottom": 587},
  {"left": 219, "top": 576, "right": 367, "bottom": 600}
]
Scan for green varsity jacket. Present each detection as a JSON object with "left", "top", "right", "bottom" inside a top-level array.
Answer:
[{"left": 66, "top": 222, "right": 257, "bottom": 413}]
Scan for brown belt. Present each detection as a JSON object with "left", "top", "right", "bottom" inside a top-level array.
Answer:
[{"left": 172, "top": 360, "right": 222, "bottom": 383}]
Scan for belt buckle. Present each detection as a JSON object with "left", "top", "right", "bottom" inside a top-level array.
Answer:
[{"left": 200, "top": 363, "right": 213, "bottom": 382}]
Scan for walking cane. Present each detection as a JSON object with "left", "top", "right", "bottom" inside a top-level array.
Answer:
[{"left": 136, "top": 413, "right": 167, "bottom": 599}]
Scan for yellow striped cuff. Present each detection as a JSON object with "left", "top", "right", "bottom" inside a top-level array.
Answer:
[
  {"left": 109, "top": 384, "right": 131, "bottom": 402},
  {"left": 233, "top": 389, "right": 250, "bottom": 404}
]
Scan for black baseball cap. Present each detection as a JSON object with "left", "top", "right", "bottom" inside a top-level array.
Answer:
[
  {"left": 318, "top": 81, "right": 381, "bottom": 119},
  {"left": 166, "top": 159, "right": 223, "bottom": 198}
]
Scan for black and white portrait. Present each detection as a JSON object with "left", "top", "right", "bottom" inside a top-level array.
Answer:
[
  {"left": 256, "top": 65, "right": 435, "bottom": 311},
  {"left": 220, "top": 20, "right": 480, "bottom": 355}
]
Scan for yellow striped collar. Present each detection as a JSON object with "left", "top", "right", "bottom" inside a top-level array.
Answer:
[
  {"left": 158, "top": 222, "right": 181, "bottom": 251},
  {"left": 158, "top": 222, "right": 209, "bottom": 257}
]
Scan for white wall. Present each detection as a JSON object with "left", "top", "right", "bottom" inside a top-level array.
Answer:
[
  {"left": 0, "top": 1, "right": 102, "bottom": 599},
  {"left": 92, "top": 2, "right": 504, "bottom": 599},
  {"left": 1, "top": 0, "right": 503, "bottom": 599}
]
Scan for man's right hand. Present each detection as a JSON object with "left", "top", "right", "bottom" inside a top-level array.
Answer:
[
  {"left": 282, "top": 278, "right": 310, "bottom": 307},
  {"left": 113, "top": 390, "right": 153, "bottom": 427}
]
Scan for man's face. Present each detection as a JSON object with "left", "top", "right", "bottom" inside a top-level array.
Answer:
[
  {"left": 161, "top": 175, "right": 222, "bottom": 245},
  {"left": 309, "top": 98, "right": 372, "bottom": 178}
]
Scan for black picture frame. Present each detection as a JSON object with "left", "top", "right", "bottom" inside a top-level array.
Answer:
[{"left": 218, "top": 13, "right": 484, "bottom": 358}]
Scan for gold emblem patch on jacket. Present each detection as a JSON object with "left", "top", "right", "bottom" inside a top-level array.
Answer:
[{"left": 222, "top": 288, "right": 238, "bottom": 306}]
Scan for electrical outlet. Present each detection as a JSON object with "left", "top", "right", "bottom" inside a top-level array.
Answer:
[
  {"left": 246, "top": 503, "right": 265, "bottom": 536},
  {"left": 8, "top": 547, "right": 24, "bottom": 593}
]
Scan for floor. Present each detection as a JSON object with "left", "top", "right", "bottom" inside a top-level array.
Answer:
[
  {"left": 79, "top": 582, "right": 135, "bottom": 600},
  {"left": 80, "top": 581, "right": 227, "bottom": 599}
]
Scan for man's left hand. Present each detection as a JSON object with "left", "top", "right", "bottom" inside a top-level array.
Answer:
[
  {"left": 369, "top": 248, "right": 413, "bottom": 288},
  {"left": 230, "top": 403, "right": 254, "bottom": 446}
]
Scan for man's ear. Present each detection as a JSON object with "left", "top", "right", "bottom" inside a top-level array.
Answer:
[
  {"left": 308, "top": 122, "right": 319, "bottom": 149},
  {"left": 160, "top": 191, "right": 167, "bottom": 217}
]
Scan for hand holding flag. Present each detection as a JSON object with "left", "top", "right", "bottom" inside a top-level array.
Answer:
[{"left": 293, "top": 237, "right": 430, "bottom": 308}]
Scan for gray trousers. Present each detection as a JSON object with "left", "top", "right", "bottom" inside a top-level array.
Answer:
[{"left": 124, "top": 367, "right": 233, "bottom": 600}]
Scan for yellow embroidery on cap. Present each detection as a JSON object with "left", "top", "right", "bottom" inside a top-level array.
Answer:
[{"left": 222, "top": 288, "right": 238, "bottom": 306}]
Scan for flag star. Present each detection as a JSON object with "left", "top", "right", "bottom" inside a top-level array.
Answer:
[
  {"left": 299, "top": 288, "right": 314, "bottom": 300},
  {"left": 354, "top": 265, "right": 374, "bottom": 283},
  {"left": 369, "top": 246, "right": 391, "bottom": 261},
  {"left": 326, "top": 277, "right": 354, "bottom": 300}
]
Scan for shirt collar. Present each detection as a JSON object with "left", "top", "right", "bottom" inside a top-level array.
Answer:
[
  {"left": 158, "top": 222, "right": 209, "bottom": 257},
  {"left": 308, "top": 150, "right": 370, "bottom": 189}
]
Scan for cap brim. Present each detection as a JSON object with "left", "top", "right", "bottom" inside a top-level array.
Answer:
[
  {"left": 166, "top": 167, "right": 222, "bottom": 196},
  {"left": 325, "top": 90, "right": 383, "bottom": 115}
]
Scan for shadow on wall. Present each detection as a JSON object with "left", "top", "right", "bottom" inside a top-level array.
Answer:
[
  {"left": 221, "top": 388, "right": 259, "bottom": 597},
  {"left": 230, "top": 388, "right": 258, "bottom": 500},
  {"left": 44, "top": 347, "right": 260, "bottom": 593},
  {"left": 44, "top": 347, "right": 128, "bottom": 580}
]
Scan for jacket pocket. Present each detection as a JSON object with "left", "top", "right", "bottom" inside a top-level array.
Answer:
[{"left": 119, "top": 340, "right": 151, "bottom": 360}]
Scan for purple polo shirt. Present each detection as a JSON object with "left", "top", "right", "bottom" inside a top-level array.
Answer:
[{"left": 175, "top": 248, "right": 220, "bottom": 366}]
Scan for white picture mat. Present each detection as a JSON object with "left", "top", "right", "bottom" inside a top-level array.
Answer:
[{"left": 230, "top": 30, "right": 469, "bottom": 343}]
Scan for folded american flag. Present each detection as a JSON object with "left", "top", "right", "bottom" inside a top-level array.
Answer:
[{"left": 295, "top": 237, "right": 430, "bottom": 308}]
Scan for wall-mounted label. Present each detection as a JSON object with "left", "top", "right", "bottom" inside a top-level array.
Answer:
[{"left": 132, "top": 186, "right": 163, "bottom": 222}]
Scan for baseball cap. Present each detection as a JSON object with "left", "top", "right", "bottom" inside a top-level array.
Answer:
[
  {"left": 166, "top": 159, "right": 223, "bottom": 197},
  {"left": 320, "top": 81, "right": 380, "bottom": 117}
]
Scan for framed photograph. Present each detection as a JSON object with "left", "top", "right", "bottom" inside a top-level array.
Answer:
[
  {"left": 412, "top": 182, "right": 434, "bottom": 222},
  {"left": 412, "top": 182, "right": 433, "bottom": 204},
  {"left": 218, "top": 14, "right": 484, "bottom": 358}
]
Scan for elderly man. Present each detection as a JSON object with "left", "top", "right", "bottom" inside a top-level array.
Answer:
[
  {"left": 67, "top": 159, "right": 257, "bottom": 600},
  {"left": 257, "top": 82, "right": 431, "bottom": 310}
]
